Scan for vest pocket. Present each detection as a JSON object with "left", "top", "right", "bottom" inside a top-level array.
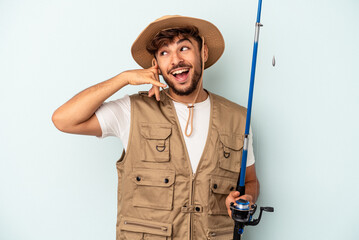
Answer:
[
  {"left": 119, "top": 216, "right": 172, "bottom": 240},
  {"left": 218, "top": 133, "right": 244, "bottom": 173},
  {"left": 207, "top": 227, "right": 233, "bottom": 239},
  {"left": 132, "top": 169, "right": 175, "bottom": 210},
  {"left": 140, "top": 123, "right": 172, "bottom": 162},
  {"left": 209, "top": 176, "right": 237, "bottom": 215}
]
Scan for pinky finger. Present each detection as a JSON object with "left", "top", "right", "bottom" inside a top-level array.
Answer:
[
  {"left": 154, "top": 85, "right": 160, "bottom": 101},
  {"left": 148, "top": 86, "right": 154, "bottom": 97}
]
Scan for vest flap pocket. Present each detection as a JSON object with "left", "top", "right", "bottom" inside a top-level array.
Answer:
[
  {"left": 207, "top": 227, "right": 233, "bottom": 239},
  {"left": 218, "top": 132, "right": 244, "bottom": 173},
  {"left": 209, "top": 176, "right": 237, "bottom": 215},
  {"left": 140, "top": 123, "right": 172, "bottom": 140},
  {"left": 119, "top": 216, "right": 172, "bottom": 237},
  {"left": 218, "top": 133, "right": 244, "bottom": 151},
  {"left": 140, "top": 123, "right": 172, "bottom": 162},
  {"left": 132, "top": 169, "right": 175, "bottom": 187},
  {"left": 132, "top": 169, "right": 175, "bottom": 210},
  {"left": 210, "top": 176, "right": 236, "bottom": 195}
]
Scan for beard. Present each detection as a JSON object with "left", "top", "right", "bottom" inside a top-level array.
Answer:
[{"left": 162, "top": 60, "right": 202, "bottom": 96}]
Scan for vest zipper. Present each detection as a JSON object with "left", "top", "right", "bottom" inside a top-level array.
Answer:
[
  {"left": 190, "top": 173, "right": 196, "bottom": 239},
  {"left": 189, "top": 92, "right": 214, "bottom": 239},
  {"left": 167, "top": 98, "right": 195, "bottom": 239},
  {"left": 167, "top": 93, "right": 214, "bottom": 239},
  {"left": 123, "top": 220, "right": 169, "bottom": 232}
]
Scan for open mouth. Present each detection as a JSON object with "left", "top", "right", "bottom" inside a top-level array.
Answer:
[{"left": 171, "top": 68, "right": 190, "bottom": 82}]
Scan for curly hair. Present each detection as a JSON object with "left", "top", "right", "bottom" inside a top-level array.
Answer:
[{"left": 146, "top": 26, "right": 203, "bottom": 56}]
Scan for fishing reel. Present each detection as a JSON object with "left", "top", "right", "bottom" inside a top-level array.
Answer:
[{"left": 230, "top": 199, "right": 274, "bottom": 237}]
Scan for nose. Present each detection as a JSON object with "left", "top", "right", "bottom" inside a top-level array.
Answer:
[{"left": 170, "top": 51, "right": 183, "bottom": 66}]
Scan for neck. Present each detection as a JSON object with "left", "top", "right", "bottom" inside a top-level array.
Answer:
[{"left": 168, "top": 87, "right": 208, "bottom": 104}]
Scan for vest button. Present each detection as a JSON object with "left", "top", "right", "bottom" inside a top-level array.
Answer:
[
  {"left": 213, "top": 184, "right": 218, "bottom": 189},
  {"left": 195, "top": 207, "right": 200, "bottom": 212},
  {"left": 164, "top": 178, "right": 169, "bottom": 183},
  {"left": 136, "top": 176, "right": 141, "bottom": 181}
]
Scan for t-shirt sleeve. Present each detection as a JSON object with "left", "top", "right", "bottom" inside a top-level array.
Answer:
[
  {"left": 246, "top": 126, "right": 256, "bottom": 167},
  {"left": 94, "top": 95, "right": 131, "bottom": 147}
]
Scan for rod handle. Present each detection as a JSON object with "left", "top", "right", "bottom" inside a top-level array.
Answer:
[{"left": 237, "top": 185, "right": 245, "bottom": 197}]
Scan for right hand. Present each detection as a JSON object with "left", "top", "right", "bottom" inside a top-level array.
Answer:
[
  {"left": 123, "top": 61, "right": 166, "bottom": 101},
  {"left": 225, "top": 191, "right": 253, "bottom": 218}
]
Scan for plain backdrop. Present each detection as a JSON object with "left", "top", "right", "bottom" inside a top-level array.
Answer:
[{"left": 1, "top": 0, "right": 358, "bottom": 239}]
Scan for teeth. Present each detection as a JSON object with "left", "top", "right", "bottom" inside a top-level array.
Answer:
[{"left": 172, "top": 69, "right": 189, "bottom": 75}]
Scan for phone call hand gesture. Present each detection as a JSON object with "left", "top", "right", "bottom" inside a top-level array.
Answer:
[{"left": 123, "top": 59, "right": 166, "bottom": 101}]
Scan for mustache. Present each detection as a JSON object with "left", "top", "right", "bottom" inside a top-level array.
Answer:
[{"left": 168, "top": 62, "right": 192, "bottom": 74}]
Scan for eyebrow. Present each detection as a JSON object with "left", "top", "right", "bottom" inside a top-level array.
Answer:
[
  {"left": 176, "top": 38, "right": 192, "bottom": 45},
  {"left": 162, "top": 38, "right": 193, "bottom": 48}
]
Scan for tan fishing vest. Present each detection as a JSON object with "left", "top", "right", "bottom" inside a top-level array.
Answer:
[{"left": 116, "top": 90, "right": 247, "bottom": 240}]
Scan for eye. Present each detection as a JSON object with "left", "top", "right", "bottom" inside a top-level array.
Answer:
[
  {"left": 181, "top": 46, "right": 189, "bottom": 51},
  {"left": 160, "top": 51, "right": 168, "bottom": 56}
]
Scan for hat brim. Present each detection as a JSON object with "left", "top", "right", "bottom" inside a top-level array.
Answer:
[{"left": 131, "top": 16, "right": 225, "bottom": 69}]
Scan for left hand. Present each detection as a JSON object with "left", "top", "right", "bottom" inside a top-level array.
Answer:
[{"left": 225, "top": 191, "right": 253, "bottom": 218}]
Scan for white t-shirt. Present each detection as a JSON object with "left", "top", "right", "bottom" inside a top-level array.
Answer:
[{"left": 95, "top": 95, "right": 255, "bottom": 173}]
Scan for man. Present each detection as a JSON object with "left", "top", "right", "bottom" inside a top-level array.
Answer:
[{"left": 52, "top": 15, "right": 259, "bottom": 239}]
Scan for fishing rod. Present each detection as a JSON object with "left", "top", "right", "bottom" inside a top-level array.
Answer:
[{"left": 230, "top": 0, "right": 274, "bottom": 239}]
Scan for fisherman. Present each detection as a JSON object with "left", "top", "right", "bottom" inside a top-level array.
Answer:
[{"left": 52, "top": 15, "right": 259, "bottom": 239}]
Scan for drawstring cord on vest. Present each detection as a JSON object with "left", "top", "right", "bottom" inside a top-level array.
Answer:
[{"left": 152, "top": 36, "right": 205, "bottom": 137}]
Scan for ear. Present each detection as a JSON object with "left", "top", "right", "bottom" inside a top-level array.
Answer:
[{"left": 203, "top": 44, "right": 209, "bottom": 63}]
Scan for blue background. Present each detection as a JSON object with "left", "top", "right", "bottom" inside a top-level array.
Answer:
[{"left": 1, "top": 0, "right": 358, "bottom": 239}]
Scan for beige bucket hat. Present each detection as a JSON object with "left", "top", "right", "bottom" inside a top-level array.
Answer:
[{"left": 131, "top": 15, "right": 225, "bottom": 69}]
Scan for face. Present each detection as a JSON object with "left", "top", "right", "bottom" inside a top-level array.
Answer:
[{"left": 155, "top": 36, "right": 208, "bottom": 96}]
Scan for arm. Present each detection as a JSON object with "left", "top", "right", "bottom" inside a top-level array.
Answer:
[
  {"left": 226, "top": 164, "right": 260, "bottom": 217},
  {"left": 52, "top": 64, "right": 166, "bottom": 136}
]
